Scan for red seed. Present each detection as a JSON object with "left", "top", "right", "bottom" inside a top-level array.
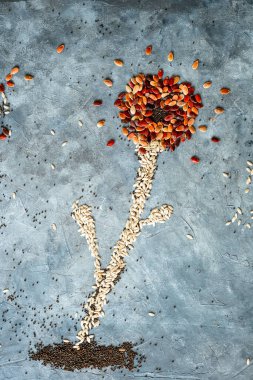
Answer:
[
  {"left": 191, "top": 155, "right": 200, "bottom": 163},
  {"left": 6, "top": 80, "right": 14, "bottom": 87},
  {"left": 157, "top": 69, "right": 164, "bottom": 79},
  {"left": 107, "top": 139, "right": 115, "bottom": 146},
  {"left": 0, "top": 133, "right": 7, "bottom": 140},
  {"left": 0, "top": 83, "right": 5, "bottom": 92},
  {"left": 211, "top": 136, "right": 220, "bottom": 143},
  {"left": 145, "top": 45, "right": 152, "bottom": 55},
  {"left": 93, "top": 99, "right": 103, "bottom": 106}
]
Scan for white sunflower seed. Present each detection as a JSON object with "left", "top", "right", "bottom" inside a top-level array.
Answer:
[
  {"left": 51, "top": 129, "right": 55, "bottom": 135},
  {"left": 245, "top": 223, "right": 251, "bottom": 229},
  {"left": 61, "top": 141, "right": 68, "bottom": 147},
  {"left": 247, "top": 160, "right": 253, "bottom": 167},
  {"left": 51, "top": 223, "right": 57, "bottom": 231},
  {"left": 51, "top": 164, "right": 55, "bottom": 170},
  {"left": 12, "top": 192, "right": 16, "bottom": 199},
  {"left": 3, "top": 288, "right": 9, "bottom": 293},
  {"left": 186, "top": 234, "right": 193, "bottom": 240},
  {"left": 225, "top": 221, "right": 231, "bottom": 226},
  {"left": 148, "top": 311, "right": 155, "bottom": 317},
  {"left": 78, "top": 120, "right": 83, "bottom": 127},
  {"left": 237, "top": 207, "right": 242, "bottom": 215},
  {"left": 245, "top": 188, "right": 250, "bottom": 193},
  {"left": 223, "top": 172, "right": 229, "bottom": 177},
  {"left": 246, "top": 177, "right": 252, "bottom": 185}
]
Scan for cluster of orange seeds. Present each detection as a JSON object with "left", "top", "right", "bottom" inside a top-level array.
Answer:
[{"left": 114, "top": 70, "right": 203, "bottom": 155}]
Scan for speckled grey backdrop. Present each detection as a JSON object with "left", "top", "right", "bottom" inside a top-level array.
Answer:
[{"left": 0, "top": 0, "right": 253, "bottom": 379}]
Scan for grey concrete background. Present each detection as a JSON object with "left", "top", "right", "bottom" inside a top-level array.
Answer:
[{"left": 0, "top": 0, "right": 253, "bottom": 379}]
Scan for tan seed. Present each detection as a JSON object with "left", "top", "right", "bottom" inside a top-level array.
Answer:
[
  {"left": 97, "top": 119, "right": 105, "bottom": 128},
  {"left": 220, "top": 87, "right": 230, "bottom": 95},
  {"left": 189, "top": 125, "right": 196, "bottom": 134},
  {"left": 198, "top": 125, "right": 207, "bottom": 132},
  {"left": 114, "top": 59, "right": 124, "bottom": 67},
  {"left": 168, "top": 51, "right": 174, "bottom": 62},
  {"left": 103, "top": 79, "right": 113, "bottom": 87},
  {"left": 24, "top": 74, "right": 34, "bottom": 81},
  {"left": 214, "top": 107, "right": 224, "bottom": 114},
  {"left": 203, "top": 81, "right": 212, "bottom": 88},
  {"left": 192, "top": 59, "right": 199, "bottom": 70}
]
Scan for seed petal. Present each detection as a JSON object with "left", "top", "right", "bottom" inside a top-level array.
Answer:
[
  {"left": 24, "top": 74, "right": 34, "bottom": 81},
  {"left": 214, "top": 107, "right": 224, "bottom": 114},
  {"left": 220, "top": 87, "right": 230, "bottom": 95},
  {"left": 103, "top": 79, "right": 113, "bottom": 87},
  {"left": 145, "top": 45, "right": 152, "bottom": 55},
  {"left": 114, "top": 59, "right": 124, "bottom": 67},
  {"left": 106, "top": 139, "right": 115, "bottom": 147},
  {"left": 11, "top": 66, "right": 19, "bottom": 75},
  {"left": 203, "top": 81, "right": 212, "bottom": 88}
]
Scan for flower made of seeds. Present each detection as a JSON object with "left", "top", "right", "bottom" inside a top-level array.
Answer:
[{"left": 114, "top": 70, "right": 203, "bottom": 155}]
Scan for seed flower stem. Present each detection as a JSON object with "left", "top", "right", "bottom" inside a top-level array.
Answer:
[{"left": 72, "top": 141, "right": 173, "bottom": 346}]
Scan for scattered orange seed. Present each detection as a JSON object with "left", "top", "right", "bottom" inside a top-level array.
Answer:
[
  {"left": 168, "top": 51, "right": 174, "bottom": 62},
  {"left": 198, "top": 125, "right": 207, "bottom": 132},
  {"left": 203, "top": 81, "right": 212, "bottom": 88},
  {"left": 214, "top": 107, "right": 224, "bottom": 114},
  {"left": 103, "top": 79, "right": 113, "bottom": 87},
  {"left": 220, "top": 87, "right": 230, "bottom": 95},
  {"left": 145, "top": 45, "right": 152, "bottom": 55},
  {"left": 192, "top": 59, "right": 199, "bottom": 70},
  {"left": 56, "top": 44, "right": 65, "bottom": 54},
  {"left": 6, "top": 80, "right": 14, "bottom": 87},
  {"left": 191, "top": 156, "right": 200, "bottom": 163},
  {"left": 24, "top": 74, "right": 34, "bottom": 81},
  {"left": 0, "top": 133, "right": 7, "bottom": 140},
  {"left": 173, "top": 76, "right": 180, "bottom": 84},
  {"left": 5, "top": 73, "right": 12, "bottom": 81},
  {"left": 0, "top": 83, "right": 5, "bottom": 92},
  {"left": 106, "top": 139, "right": 115, "bottom": 146},
  {"left": 97, "top": 120, "right": 105, "bottom": 128},
  {"left": 114, "top": 59, "right": 124, "bottom": 67},
  {"left": 11, "top": 66, "right": 19, "bottom": 75}
]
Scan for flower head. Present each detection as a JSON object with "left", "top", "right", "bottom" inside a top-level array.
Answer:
[{"left": 114, "top": 70, "right": 203, "bottom": 154}]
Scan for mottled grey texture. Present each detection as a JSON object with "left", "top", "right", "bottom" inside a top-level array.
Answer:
[{"left": 0, "top": 0, "right": 253, "bottom": 379}]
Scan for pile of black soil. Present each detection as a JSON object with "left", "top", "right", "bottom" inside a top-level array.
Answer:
[{"left": 30, "top": 340, "right": 144, "bottom": 372}]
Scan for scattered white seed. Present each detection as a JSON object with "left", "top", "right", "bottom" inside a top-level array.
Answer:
[
  {"left": 245, "top": 223, "right": 251, "bottom": 229},
  {"left": 237, "top": 207, "right": 242, "bottom": 215},
  {"left": 251, "top": 216, "right": 253, "bottom": 220},
  {"left": 246, "top": 168, "right": 251, "bottom": 173},
  {"left": 237, "top": 220, "right": 241, "bottom": 226},
  {"left": 251, "top": 169, "right": 253, "bottom": 175},
  {"left": 119, "top": 348, "right": 126, "bottom": 352},
  {"left": 232, "top": 213, "right": 237, "bottom": 223},
  {"left": 148, "top": 311, "right": 155, "bottom": 317},
  {"left": 78, "top": 120, "right": 83, "bottom": 127},
  {"left": 12, "top": 192, "right": 16, "bottom": 199},
  {"left": 250, "top": 210, "right": 253, "bottom": 214},
  {"left": 51, "top": 223, "right": 57, "bottom": 231},
  {"left": 61, "top": 141, "right": 68, "bottom": 147},
  {"left": 247, "top": 160, "right": 253, "bottom": 167},
  {"left": 186, "top": 234, "right": 193, "bottom": 240},
  {"left": 246, "top": 176, "right": 252, "bottom": 185},
  {"left": 225, "top": 221, "right": 231, "bottom": 226},
  {"left": 51, "top": 164, "right": 55, "bottom": 170},
  {"left": 51, "top": 129, "right": 55, "bottom": 135},
  {"left": 223, "top": 172, "right": 229, "bottom": 178},
  {"left": 245, "top": 188, "right": 250, "bottom": 193},
  {"left": 63, "top": 339, "right": 70, "bottom": 343},
  {"left": 246, "top": 358, "right": 251, "bottom": 365},
  {"left": 3, "top": 288, "right": 9, "bottom": 293}
]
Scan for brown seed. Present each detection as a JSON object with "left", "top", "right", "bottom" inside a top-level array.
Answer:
[
  {"left": 114, "top": 59, "right": 124, "bottom": 67},
  {"left": 168, "top": 51, "right": 174, "bottom": 62},
  {"left": 24, "top": 74, "right": 34, "bottom": 81},
  {"left": 5, "top": 73, "right": 12, "bottom": 81},
  {"left": 11, "top": 66, "right": 19, "bottom": 75},
  {"left": 97, "top": 120, "right": 105, "bottom": 128},
  {"left": 203, "top": 81, "right": 212, "bottom": 88},
  {"left": 145, "top": 45, "right": 152, "bottom": 55},
  {"left": 93, "top": 100, "right": 103, "bottom": 106},
  {"left": 192, "top": 59, "right": 199, "bottom": 70},
  {"left": 198, "top": 125, "right": 207, "bottom": 132},
  {"left": 189, "top": 126, "right": 196, "bottom": 134},
  {"left": 103, "top": 79, "right": 113, "bottom": 87},
  {"left": 214, "top": 107, "right": 224, "bottom": 114},
  {"left": 56, "top": 44, "right": 65, "bottom": 54},
  {"left": 2, "top": 127, "right": 11, "bottom": 136},
  {"left": 220, "top": 87, "right": 230, "bottom": 95}
]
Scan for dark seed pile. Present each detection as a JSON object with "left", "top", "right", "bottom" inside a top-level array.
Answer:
[{"left": 30, "top": 340, "right": 143, "bottom": 372}]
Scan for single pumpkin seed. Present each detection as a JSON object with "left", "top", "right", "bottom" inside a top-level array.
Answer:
[
  {"left": 103, "top": 79, "right": 113, "bottom": 87},
  {"left": 168, "top": 51, "right": 174, "bottom": 62},
  {"left": 203, "top": 81, "right": 212, "bottom": 88},
  {"left": 114, "top": 59, "right": 124, "bottom": 67},
  {"left": 198, "top": 125, "right": 207, "bottom": 132},
  {"left": 192, "top": 59, "right": 199, "bottom": 70},
  {"left": 214, "top": 107, "right": 224, "bottom": 114},
  {"left": 220, "top": 87, "right": 230, "bottom": 95}
]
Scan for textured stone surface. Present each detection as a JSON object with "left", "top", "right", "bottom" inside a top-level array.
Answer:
[{"left": 0, "top": 0, "right": 253, "bottom": 379}]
